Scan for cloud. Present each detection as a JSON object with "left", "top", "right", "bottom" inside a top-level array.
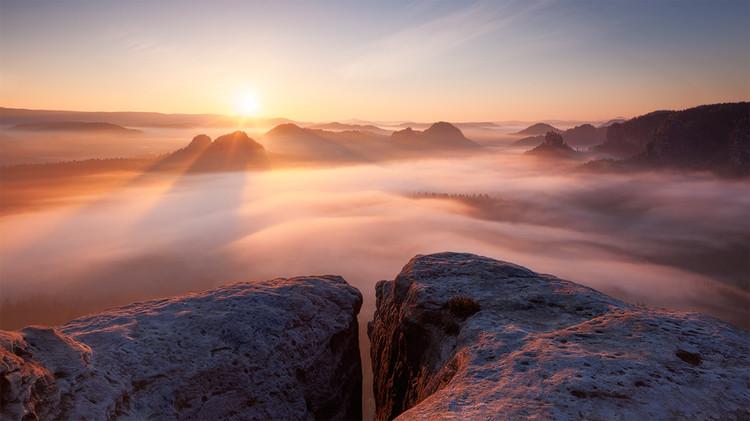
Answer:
[{"left": 340, "top": 0, "right": 549, "bottom": 79}]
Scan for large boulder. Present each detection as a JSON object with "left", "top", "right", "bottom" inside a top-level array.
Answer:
[
  {"left": 369, "top": 252, "right": 750, "bottom": 420},
  {"left": 1, "top": 276, "right": 363, "bottom": 420}
]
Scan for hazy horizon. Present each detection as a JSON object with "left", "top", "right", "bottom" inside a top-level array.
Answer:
[{"left": 0, "top": 103, "right": 629, "bottom": 127}]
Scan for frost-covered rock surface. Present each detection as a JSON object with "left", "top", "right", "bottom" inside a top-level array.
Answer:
[
  {"left": 369, "top": 252, "right": 750, "bottom": 420},
  {"left": 1, "top": 276, "right": 363, "bottom": 420}
]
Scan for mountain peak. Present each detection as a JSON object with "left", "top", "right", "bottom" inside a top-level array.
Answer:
[
  {"left": 424, "top": 121, "right": 463, "bottom": 137},
  {"left": 154, "top": 130, "right": 267, "bottom": 173},
  {"left": 213, "top": 130, "right": 256, "bottom": 144},
  {"left": 391, "top": 122, "right": 478, "bottom": 149},
  {"left": 266, "top": 123, "right": 308, "bottom": 137},
  {"left": 187, "top": 134, "right": 211, "bottom": 149},
  {"left": 515, "top": 123, "right": 562, "bottom": 136},
  {"left": 525, "top": 131, "right": 578, "bottom": 159}
]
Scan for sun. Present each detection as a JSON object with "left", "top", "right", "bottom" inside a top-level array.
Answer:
[{"left": 234, "top": 90, "right": 262, "bottom": 117}]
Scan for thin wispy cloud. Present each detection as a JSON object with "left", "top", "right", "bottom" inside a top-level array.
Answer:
[{"left": 340, "top": 0, "right": 550, "bottom": 79}]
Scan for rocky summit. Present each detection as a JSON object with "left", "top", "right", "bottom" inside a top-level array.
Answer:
[
  {"left": 369, "top": 252, "right": 750, "bottom": 420},
  {"left": 1, "top": 276, "right": 363, "bottom": 421},
  {"left": 2, "top": 252, "right": 748, "bottom": 420}
]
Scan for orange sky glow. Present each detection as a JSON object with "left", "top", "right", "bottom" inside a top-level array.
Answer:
[{"left": 1, "top": 1, "right": 748, "bottom": 121}]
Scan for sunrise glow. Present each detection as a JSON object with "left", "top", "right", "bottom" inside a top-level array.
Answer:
[
  {"left": 234, "top": 90, "right": 262, "bottom": 117},
  {"left": 0, "top": 2, "right": 748, "bottom": 420}
]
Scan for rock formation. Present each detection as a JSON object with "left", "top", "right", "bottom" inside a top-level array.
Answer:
[
  {"left": 391, "top": 122, "right": 479, "bottom": 150},
  {"left": 514, "top": 123, "right": 562, "bottom": 136},
  {"left": 153, "top": 131, "right": 269, "bottom": 173},
  {"left": 587, "top": 102, "right": 750, "bottom": 177},
  {"left": 592, "top": 110, "right": 673, "bottom": 158},
  {"left": 514, "top": 124, "right": 606, "bottom": 149},
  {"left": 1, "top": 276, "right": 363, "bottom": 420},
  {"left": 634, "top": 102, "right": 750, "bottom": 177},
  {"left": 261, "top": 123, "right": 361, "bottom": 161},
  {"left": 525, "top": 131, "right": 580, "bottom": 159},
  {"left": 369, "top": 252, "right": 750, "bottom": 420}
]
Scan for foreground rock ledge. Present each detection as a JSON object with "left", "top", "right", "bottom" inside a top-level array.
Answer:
[
  {"left": 369, "top": 252, "right": 750, "bottom": 420},
  {"left": 1, "top": 276, "right": 363, "bottom": 420}
]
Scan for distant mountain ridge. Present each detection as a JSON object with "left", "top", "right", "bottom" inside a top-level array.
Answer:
[
  {"left": 593, "top": 110, "right": 674, "bottom": 157},
  {"left": 585, "top": 102, "right": 750, "bottom": 177},
  {"left": 525, "top": 131, "right": 580, "bottom": 159},
  {"left": 148, "top": 122, "right": 481, "bottom": 171},
  {"left": 307, "top": 122, "right": 391, "bottom": 136},
  {"left": 513, "top": 123, "right": 562, "bottom": 136},
  {"left": 598, "top": 118, "right": 626, "bottom": 128},
  {"left": 154, "top": 131, "right": 268, "bottom": 172},
  {"left": 262, "top": 123, "right": 362, "bottom": 161},
  {"left": 10, "top": 121, "right": 141, "bottom": 134},
  {"left": 261, "top": 121, "right": 479, "bottom": 161},
  {"left": 515, "top": 123, "right": 607, "bottom": 149},
  {"left": 391, "top": 122, "right": 479, "bottom": 149},
  {"left": 0, "top": 107, "right": 295, "bottom": 129}
]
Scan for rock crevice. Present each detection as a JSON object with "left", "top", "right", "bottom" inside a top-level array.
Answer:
[{"left": 3, "top": 253, "right": 749, "bottom": 420}]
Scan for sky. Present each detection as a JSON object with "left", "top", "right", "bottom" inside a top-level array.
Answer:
[{"left": 1, "top": 0, "right": 749, "bottom": 121}]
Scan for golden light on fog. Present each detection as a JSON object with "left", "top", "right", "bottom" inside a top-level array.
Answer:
[{"left": 234, "top": 90, "right": 262, "bottom": 117}]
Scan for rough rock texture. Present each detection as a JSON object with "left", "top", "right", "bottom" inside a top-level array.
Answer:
[
  {"left": 369, "top": 252, "right": 750, "bottom": 420},
  {"left": 1, "top": 276, "right": 363, "bottom": 420}
]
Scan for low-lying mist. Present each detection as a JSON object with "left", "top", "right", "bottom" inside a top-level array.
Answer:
[
  {"left": 2, "top": 148, "right": 748, "bottom": 328},
  {"left": 2, "top": 146, "right": 748, "bottom": 416}
]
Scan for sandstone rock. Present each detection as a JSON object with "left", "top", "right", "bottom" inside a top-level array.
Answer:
[
  {"left": 1, "top": 276, "right": 362, "bottom": 420},
  {"left": 369, "top": 252, "right": 750, "bottom": 420}
]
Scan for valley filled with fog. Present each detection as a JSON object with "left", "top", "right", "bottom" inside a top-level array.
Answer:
[
  {"left": 3, "top": 143, "right": 748, "bottom": 329},
  {"left": 2, "top": 120, "right": 749, "bottom": 416}
]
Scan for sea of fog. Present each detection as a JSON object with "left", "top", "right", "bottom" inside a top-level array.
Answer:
[{"left": 1, "top": 147, "right": 749, "bottom": 416}]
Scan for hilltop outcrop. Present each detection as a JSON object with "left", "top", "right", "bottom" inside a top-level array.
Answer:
[
  {"left": 525, "top": 131, "right": 580, "bottom": 159},
  {"left": 154, "top": 131, "right": 269, "bottom": 172},
  {"left": 1, "top": 276, "right": 363, "bottom": 420},
  {"left": 369, "top": 252, "right": 750, "bottom": 420},
  {"left": 391, "top": 122, "right": 479, "bottom": 149}
]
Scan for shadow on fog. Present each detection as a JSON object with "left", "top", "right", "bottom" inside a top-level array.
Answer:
[{"left": 1, "top": 150, "right": 748, "bottom": 330}]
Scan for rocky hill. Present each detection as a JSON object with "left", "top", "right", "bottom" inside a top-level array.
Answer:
[
  {"left": 514, "top": 123, "right": 562, "bottom": 136},
  {"left": 525, "top": 131, "right": 580, "bottom": 159},
  {"left": 593, "top": 110, "right": 673, "bottom": 158},
  {"left": 516, "top": 124, "right": 607, "bottom": 149},
  {"left": 1, "top": 276, "right": 363, "bottom": 420},
  {"left": 589, "top": 102, "right": 750, "bottom": 176},
  {"left": 369, "top": 252, "right": 750, "bottom": 420},
  {"left": 261, "top": 123, "right": 362, "bottom": 161},
  {"left": 154, "top": 131, "right": 269, "bottom": 172},
  {"left": 391, "top": 122, "right": 479, "bottom": 149},
  {"left": 633, "top": 102, "right": 750, "bottom": 176}
]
